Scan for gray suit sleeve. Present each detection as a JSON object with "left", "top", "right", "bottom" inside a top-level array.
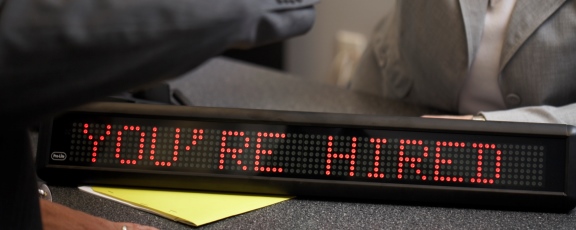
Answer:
[
  {"left": 0, "top": 0, "right": 317, "bottom": 122},
  {"left": 480, "top": 103, "right": 576, "bottom": 125}
]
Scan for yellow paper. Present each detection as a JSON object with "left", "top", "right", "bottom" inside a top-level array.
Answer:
[{"left": 91, "top": 186, "right": 292, "bottom": 226}]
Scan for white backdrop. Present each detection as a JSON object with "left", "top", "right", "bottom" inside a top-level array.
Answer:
[{"left": 285, "top": 0, "right": 395, "bottom": 84}]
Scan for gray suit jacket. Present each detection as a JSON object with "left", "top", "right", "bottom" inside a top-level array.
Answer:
[
  {"left": 0, "top": 0, "right": 316, "bottom": 229},
  {"left": 351, "top": 0, "right": 576, "bottom": 125}
]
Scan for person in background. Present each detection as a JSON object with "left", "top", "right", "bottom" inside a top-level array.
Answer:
[
  {"left": 0, "top": 0, "right": 318, "bottom": 229},
  {"left": 351, "top": 0, "right": 576, "bottom": 125}
]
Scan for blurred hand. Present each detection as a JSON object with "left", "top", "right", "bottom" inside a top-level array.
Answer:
[
  {"left": 421, "top": 115, "right": 474, "bottom": 120},
  {"left": 40, "top": 199, "right": 158, "bottom": 230}
]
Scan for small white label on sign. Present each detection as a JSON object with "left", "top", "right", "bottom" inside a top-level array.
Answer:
[{"left": 51, "top": 152, "right": 67, "bottom": 161}]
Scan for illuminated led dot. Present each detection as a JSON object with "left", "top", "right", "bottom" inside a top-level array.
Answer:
[
  {"left": 368, "top": 173, "right": 373, "bottom": 178},
  {"left": 219, "top": 165, "right": 223, "bottom": 169},
  {"left": 398, "top": 175, "right": 402, "bottom": 179},
  {"left": 150, "top": 156, "right": 154, "bottom": 160},
  {"left": 91, "top": 158, "right": 96, "bottom": 163},
  {"left": 400, "top": 140, "right": 405, "bottom": 144},
  {"left": 471, "top": 178, "right": 476, "bottom": 183},
  {"left": 434, "top": 176, "right": 438, "bottom": 181},
  {"left": 422, "top": 176, "right": 427, "bottom": 180},
  {"left": 459, "top": 178, "right": 463, "bottom": 182}
]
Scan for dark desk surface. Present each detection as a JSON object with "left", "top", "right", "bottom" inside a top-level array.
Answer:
[{"left": 47, "top": 58, "right": 576, "bottom": 229}]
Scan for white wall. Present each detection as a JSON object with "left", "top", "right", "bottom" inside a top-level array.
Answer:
[{"left": 285, "top": 0, "right": 395, "bottom": 84}]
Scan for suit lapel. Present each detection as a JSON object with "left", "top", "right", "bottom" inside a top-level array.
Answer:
[
  {"left": 500, "top": 0, "right": 565, "bottom": 70},
  {"left": 459, "top": 0, "right": 489, "bottom": 68}
]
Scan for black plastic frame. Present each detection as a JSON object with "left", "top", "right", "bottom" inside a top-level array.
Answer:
[{"left": 36, "top": 102, "right": 576, "bottom": 212}]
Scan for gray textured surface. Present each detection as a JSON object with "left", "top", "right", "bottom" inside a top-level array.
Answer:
[
  {"left": 167, "top": 58, "right": 440, "bottom": 115},
  {"left": 45, "top": 58, "right": 576, "bottom": 229},
  {"left": 50, "top": 186, "right": 576, "bottom": 230}
]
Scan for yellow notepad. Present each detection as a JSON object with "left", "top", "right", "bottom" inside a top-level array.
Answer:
[{"left": 80, "top": 186, "right": 292, "bottom": 226}]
